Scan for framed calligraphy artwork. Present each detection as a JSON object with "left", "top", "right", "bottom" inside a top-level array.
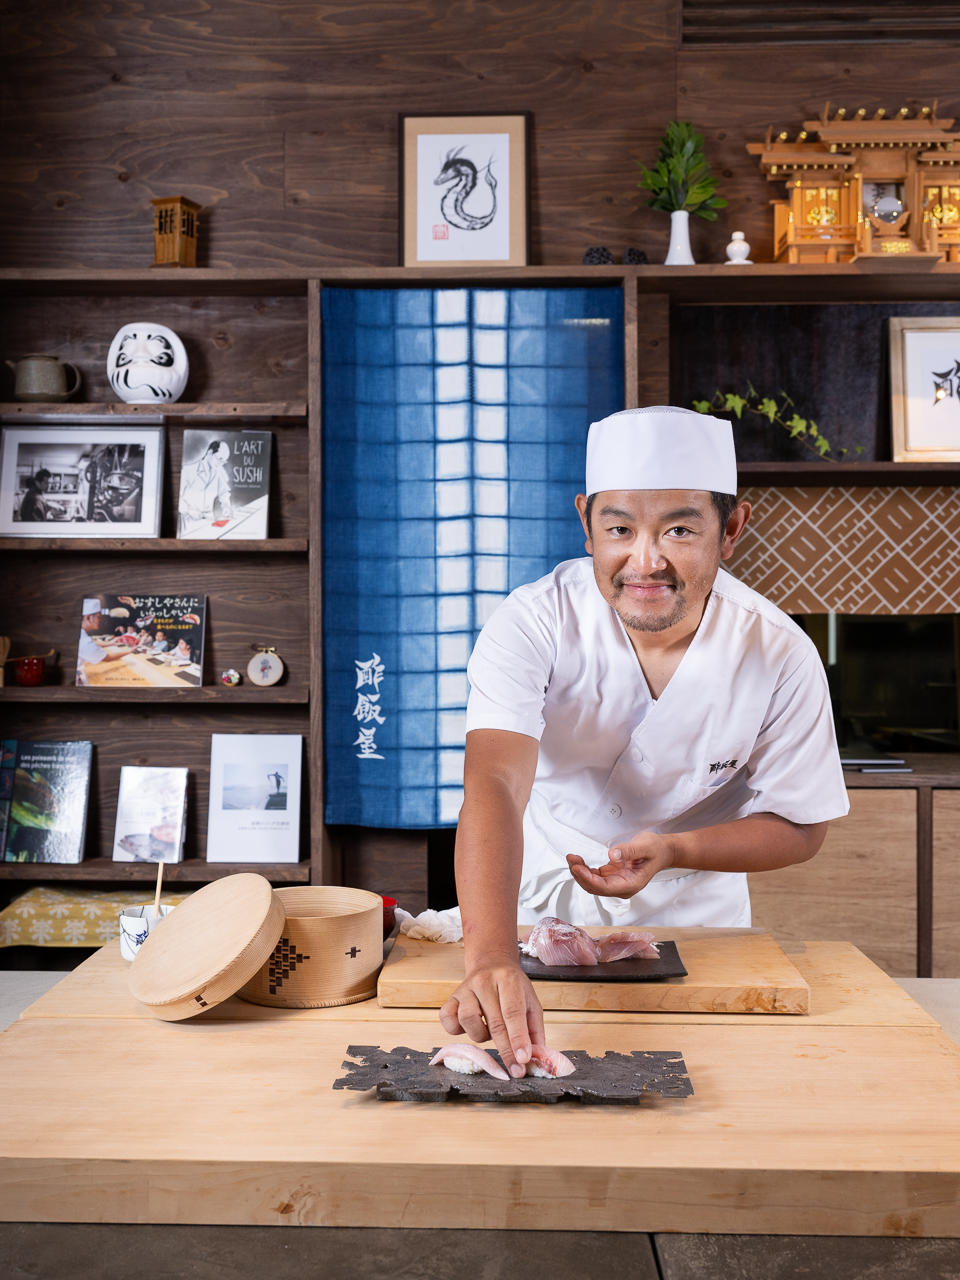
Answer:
[
  {"left": 399, "top": 112, "right": 531, "bottom": 268},
  {"left": 889, "top": 316, "right": 960, "bottom": 461}
]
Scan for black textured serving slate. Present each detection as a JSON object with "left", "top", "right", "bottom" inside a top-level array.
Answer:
[
  {"left": 519, "top": 939, "right": 687, "bottom": 982},
  {"left": 333, "top": 1045, "right": 693, "bottom": 1105}
]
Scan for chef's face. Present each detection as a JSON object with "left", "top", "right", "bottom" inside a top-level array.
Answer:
[{"left": 575, "top": 489, "right": 750, "bottom": 636}]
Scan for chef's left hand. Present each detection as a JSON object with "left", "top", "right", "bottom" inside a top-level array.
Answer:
[{"left": 566, "top": 832, "right": 674, "bottom": 898}]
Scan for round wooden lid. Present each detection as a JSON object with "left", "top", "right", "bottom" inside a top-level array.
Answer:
[{"left": 128, "top": 873, "right": 285, "bottom": 1020}]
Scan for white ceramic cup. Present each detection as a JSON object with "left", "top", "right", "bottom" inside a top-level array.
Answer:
[{"left": 118, "top": 904, "right": 174, "bottom": 961}]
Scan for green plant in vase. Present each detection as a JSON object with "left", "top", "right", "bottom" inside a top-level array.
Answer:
[{"left": 637, "top": 121, "right": 727, "bottom": 264}]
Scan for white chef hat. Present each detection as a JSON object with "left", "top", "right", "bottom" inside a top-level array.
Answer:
[
  {"left": 585, "top": 406, "right": 737, "bottom": 496},
  {"left": 82, "top": 598, "right": 102, "bottom": 614}
]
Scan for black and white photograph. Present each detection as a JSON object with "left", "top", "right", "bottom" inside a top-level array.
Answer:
[
  {"left": 400, "top": 113, "right": 530, "bottom": 267},
  {"left": 889, "top": 316, "right": 960, "bottom": 461},
  {"left": 176, "top": 427, "right": 272, "bottom": 539},
  {"left": 206, "top": 733, "right": 302, "bottom": 863},
  {"left": 0, "top": 426, "right": 164, "bottom": 537}
]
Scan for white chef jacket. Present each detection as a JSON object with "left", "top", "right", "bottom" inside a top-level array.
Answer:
[
  {"left": 465, "top": 558, "right": 849, "bottom": 928},
  {"left": 76, "top": 629, "right": 110, "bottom": 686}
]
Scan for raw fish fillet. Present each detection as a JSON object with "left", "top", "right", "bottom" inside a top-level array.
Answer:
[
  {"left": 429, "top": 1044, "right": 509, "bottom": 1080},
  {"left": 523, "top": 916, "right": 599, "bottom": 966},
  {"left": 595, "top": 930, "right": 660, "bottom": 962},
  {"left": 525, "top": 1045, "right": 576, "bottom": 1078}
]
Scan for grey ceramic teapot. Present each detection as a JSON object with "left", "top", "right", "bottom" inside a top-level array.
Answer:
[{"left": 5, "top": 354, "right": 81, "bottom": 402}]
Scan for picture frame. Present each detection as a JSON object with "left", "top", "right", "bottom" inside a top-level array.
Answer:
[
  {"left": 0, "top": 425, "right": 164, "bottom": 537},
  {"left": 399, "top": 112, "right": 531, "bottom": 268},
  {"left": 889, "top": 317, "right": 960, "bottom": 462}
]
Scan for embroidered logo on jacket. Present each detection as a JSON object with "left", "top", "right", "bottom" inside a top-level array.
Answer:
[{"left": 708, "top": 758, "right": 738, "bottom": 775}]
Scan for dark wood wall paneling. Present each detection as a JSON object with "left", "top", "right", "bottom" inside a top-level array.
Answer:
[{"left": 0, "top": 0, "right": 678, "bottom": 269}]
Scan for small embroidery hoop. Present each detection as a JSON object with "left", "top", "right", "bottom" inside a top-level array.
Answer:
[{"left": 247, "top": 645, "right": 284, "bottom": 687}]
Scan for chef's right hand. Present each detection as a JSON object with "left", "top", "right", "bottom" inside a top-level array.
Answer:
[{"left": 439, "top": 957, "right": 545, "bottom": 1079}]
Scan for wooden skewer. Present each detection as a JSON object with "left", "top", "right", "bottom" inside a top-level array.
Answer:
[{"left": 153, "top": 860, "right": 164, "bottom": 919}]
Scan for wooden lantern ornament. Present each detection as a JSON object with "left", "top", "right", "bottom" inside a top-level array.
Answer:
[
  {"left": 150, "top": 195, "right": 201, "bottom": 268},
  {"left": 747, "top": 103, "right": 960, "bottom": 266}
]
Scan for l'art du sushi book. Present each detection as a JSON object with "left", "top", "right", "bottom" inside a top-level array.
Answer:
[
  {"left": 176, "top": 428, "right": 272, "bottom": 539},
  {"left": 3, "top": 740, "right": 93, "bottom": 863},
  {"left": 112, "top": 766, "right": 188, "bottom": 863},
  {"left": 206, "top": 734, "right": 302, "bottom": 863}
]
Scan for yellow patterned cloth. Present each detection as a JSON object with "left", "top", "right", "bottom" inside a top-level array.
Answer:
[{"left": 0, "top": 885, "right": 193, "bottom": 947}]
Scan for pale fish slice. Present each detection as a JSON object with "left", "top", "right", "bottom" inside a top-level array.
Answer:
[
  {"left": 525, "top": 1045, "right": 577, "bottom": 1078},
  {"left": 596, "top": 930, "right": 660, "bottom": 962},
  {"left": 527, "top": 917, "right": 599, "bottom": 966},
  {"left": 429, "top": 1044, "right": 510, "bottom": 1080}
]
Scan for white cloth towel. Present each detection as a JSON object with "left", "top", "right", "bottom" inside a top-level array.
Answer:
[{"left": 395, "top": 905, "right": 463, "bottom": 943}]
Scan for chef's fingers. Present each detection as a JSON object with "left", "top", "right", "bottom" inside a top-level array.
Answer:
[
  {"left": 449, "top": 987, "right": 493, "bottom": 1045},
  {"left": 439, "top": 993, "right": 465, "bottom": 1036},
  {"left": 480, "top": 973, "right": 540, "bottom": 1077}
]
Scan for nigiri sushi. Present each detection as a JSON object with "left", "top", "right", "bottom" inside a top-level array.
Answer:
[
  {"left": 525, "top": 1045, "right": 576, "bottom": 1078},
  {"left": 523, "top": 916, "right": 599, "bottom": 966},
  {"left": 596, "top": 930, "right": 660, "bottom": 962},
  {"left": 429, "top": 1044, "right": 509, "bottom": 1080}
]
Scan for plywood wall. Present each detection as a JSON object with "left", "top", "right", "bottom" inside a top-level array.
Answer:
[{"left": 3, "top": 2, "right": 958, "bottom": 269}]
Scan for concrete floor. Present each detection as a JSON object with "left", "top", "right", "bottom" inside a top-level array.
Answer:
[{"left": 3, "top": 1225, "right": 960, "bottom": 1280}]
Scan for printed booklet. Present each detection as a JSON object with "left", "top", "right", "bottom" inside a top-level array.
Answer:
[
  {"left": 112, "top": 765, "right": 188, "bottom": 863},
  {"left": 3, "top": 740, "right": 93, "bottom": 863},
  {"left": 75, "top": 594, "right": 206, "bottom": 688},
  {"left": 206, "top": 734, "right": 302, "bottom": 863},
  {"left": 177, "top": 428, "right": 272, "bottom": 539}
]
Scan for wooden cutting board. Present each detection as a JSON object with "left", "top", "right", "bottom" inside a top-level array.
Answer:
[{"left": 377, "top": 926, "right": 811, "bottom": 1014}]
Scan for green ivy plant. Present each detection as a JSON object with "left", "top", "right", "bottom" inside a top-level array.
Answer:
[
  {"left": 637, "top": 121, "right": 727, "bottom": 219},
  {"left": 692, "top": 385, "right": 864, "bottom": 461}
]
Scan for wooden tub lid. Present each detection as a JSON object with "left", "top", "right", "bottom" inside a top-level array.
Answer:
[{"left": 128, "top": 873, "right": 285, "bottom": 1021}]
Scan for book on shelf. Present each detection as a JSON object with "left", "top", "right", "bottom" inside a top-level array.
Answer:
[
  {"left": 0, "top": 740, "right": 15, "bottom": 856},
  {"left": 75, "top": 593, "right": 206, "bottom": 688},
  {"left": 3, "top": 740, "right": 93, "bottom": 864},
  {"left": 176, "top": 428, "right": 272, "bottom": 539},
  {"left": 206, "top": 734, "right": 302, "bottom": 863},
  {"left": 112, "top": 765, "right": 188, "bottom": 863}
]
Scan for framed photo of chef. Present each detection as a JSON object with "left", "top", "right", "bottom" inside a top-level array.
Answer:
[
  {"left": 0, "top": 425, "right": 164, "bottom": 537},
  {"left": 889, "top": 316, "right": 960, "bottom": 462},
  {"left": 399, "top": 112, "right": 531, "bottom": 268}
]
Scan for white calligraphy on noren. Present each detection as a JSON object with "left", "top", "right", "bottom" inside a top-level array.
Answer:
[{"left": 352, "top": 652, "right": 386, "bottom": 759}]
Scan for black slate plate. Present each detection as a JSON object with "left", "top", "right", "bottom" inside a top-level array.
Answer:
[
  {"left": 519, "top": 938, "right": 687, "bottom": 982},
  {"left": 333, "top": 1045, "right": 694, "bottom": 1104}
]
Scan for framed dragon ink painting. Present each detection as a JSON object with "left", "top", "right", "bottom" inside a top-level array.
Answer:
[
  {"left": 889, "top": 316, "right": 960, "bottom": 461},
  {"left": 399, "top": 113, "right": 531, "bottom": 267}
]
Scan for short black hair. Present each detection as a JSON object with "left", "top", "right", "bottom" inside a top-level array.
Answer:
[
  {"left": 34, "top": 468, "right": 51, "bottom": 484},
  {"left": 584, "top": 491, "right": 737, "bottom": 539}
]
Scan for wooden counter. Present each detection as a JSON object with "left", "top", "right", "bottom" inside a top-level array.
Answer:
[{"left": 1, "top": 937, "right": 959, "bottom": 1236}]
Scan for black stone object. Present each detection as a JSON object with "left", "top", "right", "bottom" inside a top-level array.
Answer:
[
  {"left": 582, "top": 246, "right": 615, "bottom": 264},
  {"left": 519, "top": 938, "right": 687, "bottom": 982},
  {"left": 333, "top": 1045, "right": 694, "bottom": 1104},
  {"left": 623, "top": 247, "right": 648, "bottom": 264}
]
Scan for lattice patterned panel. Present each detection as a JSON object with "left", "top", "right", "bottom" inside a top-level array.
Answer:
[{"left": 730, "top": 486, "right": 960, "bottom": 614}]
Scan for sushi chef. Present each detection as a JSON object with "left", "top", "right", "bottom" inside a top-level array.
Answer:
[{"left": 441, "top": 405, "right": 849, "bottom": 1075}]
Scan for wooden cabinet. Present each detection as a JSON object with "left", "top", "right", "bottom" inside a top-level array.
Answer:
[
  {"left": 934, "top": 790, "right": 960, "bottom": 978},
  {"left": 0, "top": 270, "right": 327, "bottom": 894},
  {"left": 748, "top": 790, "right": 917, "bottom": 977}
]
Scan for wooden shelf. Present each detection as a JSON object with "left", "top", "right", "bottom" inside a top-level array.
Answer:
[
  {"left": 738, "top": 461, "right": 960, "bottom": 485},
  {"left": 0, "top": 538, "right": 307, "bottom": 553},
  {"left": 0, "top": 860, "right": 310, "bottom": 883},
  {"left": 0, "top": 402, "right": 307, "bottom": 418},
  {"left": 0, "top": 686, "right": 309, "bottom": 703},
  {"left": 4, "top": 262, "right": 960, "bottom": 305}
]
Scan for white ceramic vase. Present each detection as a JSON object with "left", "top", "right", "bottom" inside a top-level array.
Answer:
[
  {"left": 664, "top": 209, "right": 694, "bottom": 265},
  {"left": 725, "top": 230, "right": 753, "bottom": 264}
]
